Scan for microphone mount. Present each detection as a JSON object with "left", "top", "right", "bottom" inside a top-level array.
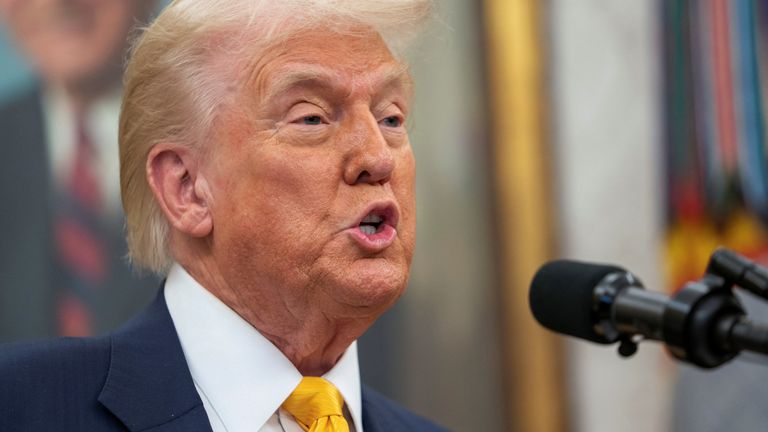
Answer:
[{"left": 603, "top": 248, "right": 768, "bottom": 368}]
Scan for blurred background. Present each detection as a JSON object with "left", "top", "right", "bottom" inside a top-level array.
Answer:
[{"left": 2, "top": 0, "right": 768, "bottom": 431}]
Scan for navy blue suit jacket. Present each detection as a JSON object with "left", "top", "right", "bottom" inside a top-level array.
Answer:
[{"left": 0, "top": 290, "right": 447, "bottom": 431}]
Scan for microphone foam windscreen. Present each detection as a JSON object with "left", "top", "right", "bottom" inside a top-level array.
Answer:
[{"left": 529, "top": 260, "right": 625, "bottom": 344}]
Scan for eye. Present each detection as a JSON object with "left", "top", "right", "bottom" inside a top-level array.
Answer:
[
  {"left": 381, "top": 116, "right": 403, "bottom": 128},
  {"left": 301, "top": 115, "right": 324, "bottom": 125}
]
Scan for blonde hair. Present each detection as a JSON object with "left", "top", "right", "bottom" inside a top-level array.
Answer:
[{"left": 120, "top": 0, "right": 433, "bottom": 274}]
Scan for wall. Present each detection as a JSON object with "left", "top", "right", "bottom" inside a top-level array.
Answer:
[{"left": 549, "top": 1, "right": 673, "bottom": 431}]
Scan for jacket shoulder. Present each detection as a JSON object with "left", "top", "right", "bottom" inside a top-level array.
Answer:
[
  {"left": 0, "top": 337, "right": 117, "bottom": 431},
  {"left": 0, "top": 335, "right": 111, "bottom": 381},
  {"left": 362, "top": 385, "right": 449, "bottom": 432}
]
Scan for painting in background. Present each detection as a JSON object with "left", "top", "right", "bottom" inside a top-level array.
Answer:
[
  {"left": 663, "top": 0, "right": 768, "bottom": 287},
  {"left": 0, "top": 26, "right": 33, "bottom": 101},
  {"left": 664, "top": 1, "right": 768, "bottom": 431}
]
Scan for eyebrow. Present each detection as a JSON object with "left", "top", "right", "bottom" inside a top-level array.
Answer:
[{"left": 262, "top": 63, "right": 412, "bottom": 103}]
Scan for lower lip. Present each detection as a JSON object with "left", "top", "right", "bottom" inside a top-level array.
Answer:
[{"left": 347, "top": 225, "right": 397, "bottom": 252}]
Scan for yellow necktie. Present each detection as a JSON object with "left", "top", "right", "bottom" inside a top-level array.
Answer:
[{"left": 282, "top": 377, "right": 350, "bottom": 432}]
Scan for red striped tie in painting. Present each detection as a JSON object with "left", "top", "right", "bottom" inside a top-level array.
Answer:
[{"left": 54, "top": 115, "right": 108, "bottom": 337}]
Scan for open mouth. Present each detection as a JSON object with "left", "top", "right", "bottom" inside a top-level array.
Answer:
[
  {"left": 359, "top": 213, "right": 386, "bottom": 235},
  {"left": 355, "top": 204, "right": 397, "bottom": 235},
  {"left": 348, "top": 203, "right": 399, "bottom": 251}
]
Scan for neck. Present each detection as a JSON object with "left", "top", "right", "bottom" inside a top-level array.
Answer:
[
  {"left": 260, "top": 316, "right": 367, "bottom": 376},
  {"left": 174, "top": 240, "right": 371, "bottom": 376}
]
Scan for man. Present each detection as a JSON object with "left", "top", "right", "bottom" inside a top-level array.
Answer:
[
  {"left": 0, "top": 0, "right": 158, "bottom": 340},
  {"left": 0, "top": 1, "right": 446, "bottom": 431}
]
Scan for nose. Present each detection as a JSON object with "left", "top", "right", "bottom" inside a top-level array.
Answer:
[{"left": 343, "top": 114, "right": 395, "bottom": 186}]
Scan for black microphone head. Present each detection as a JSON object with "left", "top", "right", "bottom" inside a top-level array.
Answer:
[{"left": 530, "top": 260, "right": 626, "bottom": 344}]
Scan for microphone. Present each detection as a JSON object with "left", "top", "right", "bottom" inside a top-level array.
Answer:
[
  {"left": 529, "top": 260, "right": 666, "bottom": 345},
  {"left": 529, "top": 251, "right": 768, "bottom": 368}
]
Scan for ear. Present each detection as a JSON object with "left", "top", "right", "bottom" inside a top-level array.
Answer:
[{"left": 146, "top": 143, "right": 213, "bottom": 238}]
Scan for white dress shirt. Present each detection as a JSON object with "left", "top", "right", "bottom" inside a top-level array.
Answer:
[{"left": 164, "top": 264, "right": 363, "bottom": 432}]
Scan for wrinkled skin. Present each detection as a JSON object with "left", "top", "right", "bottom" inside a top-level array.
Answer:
[{"left": 149, "top": 29, "right": 416, "bottom": 375}]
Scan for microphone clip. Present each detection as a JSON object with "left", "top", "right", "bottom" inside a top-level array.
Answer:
[{"left": 617, "top": 335, "right": 639, "bottom": 358}]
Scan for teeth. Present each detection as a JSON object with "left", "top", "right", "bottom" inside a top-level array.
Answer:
[
  {"left": 361, "top": 214, "right": 383, "bottom": 223},
  {"left": 360, "top": 225, "right": 377, "bottom": 235}
]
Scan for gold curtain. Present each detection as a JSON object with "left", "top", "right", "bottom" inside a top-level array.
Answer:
[{"left": 483, "top": 0, "right": 567, "bottom": 430}]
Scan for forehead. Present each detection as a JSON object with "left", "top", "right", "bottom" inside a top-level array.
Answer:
[{"left": 247, "top": 29, "right": 412, "bottom": 100}]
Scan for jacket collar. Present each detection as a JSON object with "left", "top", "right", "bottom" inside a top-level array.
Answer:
[{"left": 97, "top": 287, "right": 213, "bottom": 432}]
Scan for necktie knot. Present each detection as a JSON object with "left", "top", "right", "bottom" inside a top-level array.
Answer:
[{"left": 282, "top": 377, "right": 350, "bottom": 432}]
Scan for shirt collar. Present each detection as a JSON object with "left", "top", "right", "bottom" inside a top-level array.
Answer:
[{"left": 164, "top": 263, "right": 363, "bottom": 431}]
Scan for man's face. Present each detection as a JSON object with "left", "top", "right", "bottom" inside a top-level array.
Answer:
[
  {"left": 202, "top": 29, "right": 416, "bottom": 322},
  {"left": 0, "top": 0, "right": 152, "bottom": 90}
]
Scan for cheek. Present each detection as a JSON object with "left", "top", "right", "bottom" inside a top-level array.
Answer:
[
  {"left": 256, "top": 151, "right": 339, "bottom": 221},
  {"left": 211, "top": 183, "right": 312, "bottom": 290},
  {"left": 394, "top": 149, "right": 417, "bottom": 240},
  {"left": 212, "top": 149, "right": 340, "bottom": 258}
]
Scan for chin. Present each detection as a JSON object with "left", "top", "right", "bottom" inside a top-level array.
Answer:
[{"left": 331, "top": 258, "right": 409, "bottom": 311}]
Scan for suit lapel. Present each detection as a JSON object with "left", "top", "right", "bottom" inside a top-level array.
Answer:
[
  {"left": 361, "top": 387, "right": 389, "bottom": 432},
  {"left": 97, "top": 288, "right": 213, "bottom": 432}
]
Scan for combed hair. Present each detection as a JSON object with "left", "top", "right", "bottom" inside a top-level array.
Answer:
[{"left": 119, "top": 0, "right": 433, "bottom": 275}]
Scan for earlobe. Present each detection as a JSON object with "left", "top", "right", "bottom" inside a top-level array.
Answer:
[{"left": 146, "top": 144, "right": 213, "bottom": 238}]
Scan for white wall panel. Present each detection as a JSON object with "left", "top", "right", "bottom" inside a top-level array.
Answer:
[{"left": 549, "top": 1, "right": 673, "bottom": 431}]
